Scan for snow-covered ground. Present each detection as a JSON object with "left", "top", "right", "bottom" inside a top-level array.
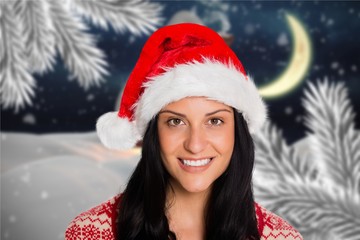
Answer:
[
  {"left": 1, "top": 132, "right": 140, "bottom": 240},
  {"left": 3, "top": 131, "right": 353, "bottom": 240}
]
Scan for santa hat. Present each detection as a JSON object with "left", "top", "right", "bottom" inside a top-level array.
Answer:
[{"left": 97, "top": 23, "right": 267, "bottom": 150}]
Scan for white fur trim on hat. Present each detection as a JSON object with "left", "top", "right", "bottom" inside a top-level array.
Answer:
[
  {"left": 96, "top": 112, "right": 140, "bottom": 150},
  {"left": 134, "top": 58, "right": 267, "bottom": 136}
]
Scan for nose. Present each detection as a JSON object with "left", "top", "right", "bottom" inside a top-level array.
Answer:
[{"left": 183, "top": 126, "right": 208, "bottom": 154}]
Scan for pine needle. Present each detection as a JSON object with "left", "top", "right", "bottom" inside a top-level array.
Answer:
[
  {"left": 71, "top": 0, "right": 163, "bottom": 36},
  {"left": 0, "top": 1, "right": 35, "bottom": 111},
  {"left": 48, "top": 0, "right": 108, "bottom": 90},
  {"left": 14, "top": 0, "right": 56, "bottom": 74}
]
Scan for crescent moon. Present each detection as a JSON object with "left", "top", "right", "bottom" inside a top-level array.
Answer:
[{"left": 259, "top": 13, "right": 312, "bottom": 98}]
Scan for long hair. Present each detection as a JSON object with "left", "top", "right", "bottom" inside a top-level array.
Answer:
[{"left": 116, "top": 111, "right": 260, "bottom": 240}]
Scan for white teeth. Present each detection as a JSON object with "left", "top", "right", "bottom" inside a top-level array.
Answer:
[{"left": 182, "top": 159, "right": 211, "bottom": 167}]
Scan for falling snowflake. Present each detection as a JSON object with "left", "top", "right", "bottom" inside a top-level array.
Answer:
[
  {"left": 41, "top": 191, "right": 49, "bottom": 200},
  {"left": 9, "top": 215, "right": 16, "bottom": 223},
  {"left": 86, "top": 94, "right": 95, "bottom": 102},
  {"left": 36, "top": 147, "right": 44, "bottom": 154},
  {"left": 244, "top": 23, "right": 255, "bottom": 35},
  {"left": 277, "top": 32, "right": 289, "bottom": 46},
  {"left": 338, "top": 68, "right": 345, "bottom": 76},
  {"left": 20, "top": 171, "right": 31, "bottom": 184},
  {"left": 320, "top": 14, "right": 326, "bottom": 22},
  {"left": 254, "top": 4, "right": 262, "bottom": 10},
  {"left": 285, "top": 106, "right": 293, "bottom": 115},
  {"left": 22, "top": 113, "right": 36, "bottom": 125},
  {"left": 78, "top": 109, "right": 87, "bottom": 115},
  {"left": 331, "top": 62, "right": 339, "bottom": 69},
  {"left": 327, "top": 18, "right": 334, "bottom": 26},
  {"left": 1, "top": 133, "right": 7, "bottom": 141},
  {"left": 3, "top": 231, "right": 9, "bottom": 239}
]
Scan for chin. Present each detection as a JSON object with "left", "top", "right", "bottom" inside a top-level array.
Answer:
[{"left": 181, "top": 181, "right": 213, "bottom": 194}]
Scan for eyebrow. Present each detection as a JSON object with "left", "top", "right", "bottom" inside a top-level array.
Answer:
[
  {"left": 158, "top": 109, "right": 232, "bottom": 117},
  {"left": 205, "top": 109, "right": 232, "bottom": 116}
]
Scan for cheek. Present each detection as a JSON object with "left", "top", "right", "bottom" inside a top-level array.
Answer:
[
  {"left": 159, "top": 129, "right": 180, "bottom": 155},
  {"left": 158, "top": 127, "right": 184, "bottom": 173},
  {"left": 211, "top": 126, "right": 235, "bottom": 156},
  {"left": 158, "top": 123, "right": 187, "bottom": 154}
]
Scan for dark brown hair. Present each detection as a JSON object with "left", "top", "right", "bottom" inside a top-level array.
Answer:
[{"left": 116, "top": 111, "right": 260, "bottom": 240}]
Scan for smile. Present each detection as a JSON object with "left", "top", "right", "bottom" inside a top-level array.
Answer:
[{"left": 180, "top": 158, "right": 213, "bottom": 167}]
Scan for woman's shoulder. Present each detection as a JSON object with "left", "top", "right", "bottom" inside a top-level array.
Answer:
[
  {"left": 65, "top": 194, "right": 121, "bottom": 240},
  {"left": 255, "top": 203, "right": 303, "bottom": 240}
]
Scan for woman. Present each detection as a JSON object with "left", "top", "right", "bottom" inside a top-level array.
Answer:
[{"left": 65, "top": 23, "right": 303, "bottom": 240}]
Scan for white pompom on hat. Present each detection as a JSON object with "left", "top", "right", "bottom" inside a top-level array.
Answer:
[{"left": 97, "top": 23, "right": 267, "bottom": 150}]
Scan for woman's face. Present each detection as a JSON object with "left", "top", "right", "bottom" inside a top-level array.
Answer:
[{"left": 157, "top": 97, "right": 235, "bottom": 195}]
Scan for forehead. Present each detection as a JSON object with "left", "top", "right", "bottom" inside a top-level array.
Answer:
[{"left": 161, "top": 97, "right": 232, "bottom": 110}]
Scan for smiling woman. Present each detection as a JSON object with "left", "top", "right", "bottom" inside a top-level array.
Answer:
[
  {"left": 157, "top": 97, "right": 235, "bottom": 195},
  {"left": 65, "top": 23, "right": 303, "bottom": 240}
]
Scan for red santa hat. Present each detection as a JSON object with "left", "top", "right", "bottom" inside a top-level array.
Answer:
[{"left": 97, "top": 23, "right": 267, "bottom": 150}]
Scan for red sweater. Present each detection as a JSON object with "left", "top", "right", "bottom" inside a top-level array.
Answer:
[{"left": 65, "top": 195, "right": 303, "bottom": 240}]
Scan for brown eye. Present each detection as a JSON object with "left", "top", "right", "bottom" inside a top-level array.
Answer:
[
  {"left": 208, "top": 118, "right": 223, "bottom": 126},
  {"left": 168, "top": 118, "right": 184, "bottom": 126}
]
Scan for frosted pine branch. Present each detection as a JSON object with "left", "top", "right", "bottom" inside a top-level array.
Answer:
[
  {"left": 48, "top": 0, "right": 108, "bottom": 90},
  {"left": 255, "top": 181, "right": 360, "bottom": 240},
  {"left": 301, "top": 229, "right": 338, "bottom": 240},
  {"left": 254, "top": 80, "right": 360, "bottom": 239},
  {"left": 253, "top": 121, "right": 315, "bottom": 183},
  {"left": 1, "top": 0, "right": 163, "bottom": 110},
  {"left": 72, "top": 0, "right": 163, "bottom": 36},
  {"left": 302, "top": 80, "right": 360, "bottom": 195},
  {"left": 0, "top": 1, "right": 35, "bottom": 111},
  {"left": 14, "top": 0, "right": 56, "bottom": 74}
]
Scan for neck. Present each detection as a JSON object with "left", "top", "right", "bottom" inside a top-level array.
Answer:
[{"left": 165, "top": 182, "right": 211, "bottom": 239}]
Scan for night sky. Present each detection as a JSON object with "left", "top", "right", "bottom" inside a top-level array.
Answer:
[{"left": 2, "top": 0, "right": 360, "bottom": 144}]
